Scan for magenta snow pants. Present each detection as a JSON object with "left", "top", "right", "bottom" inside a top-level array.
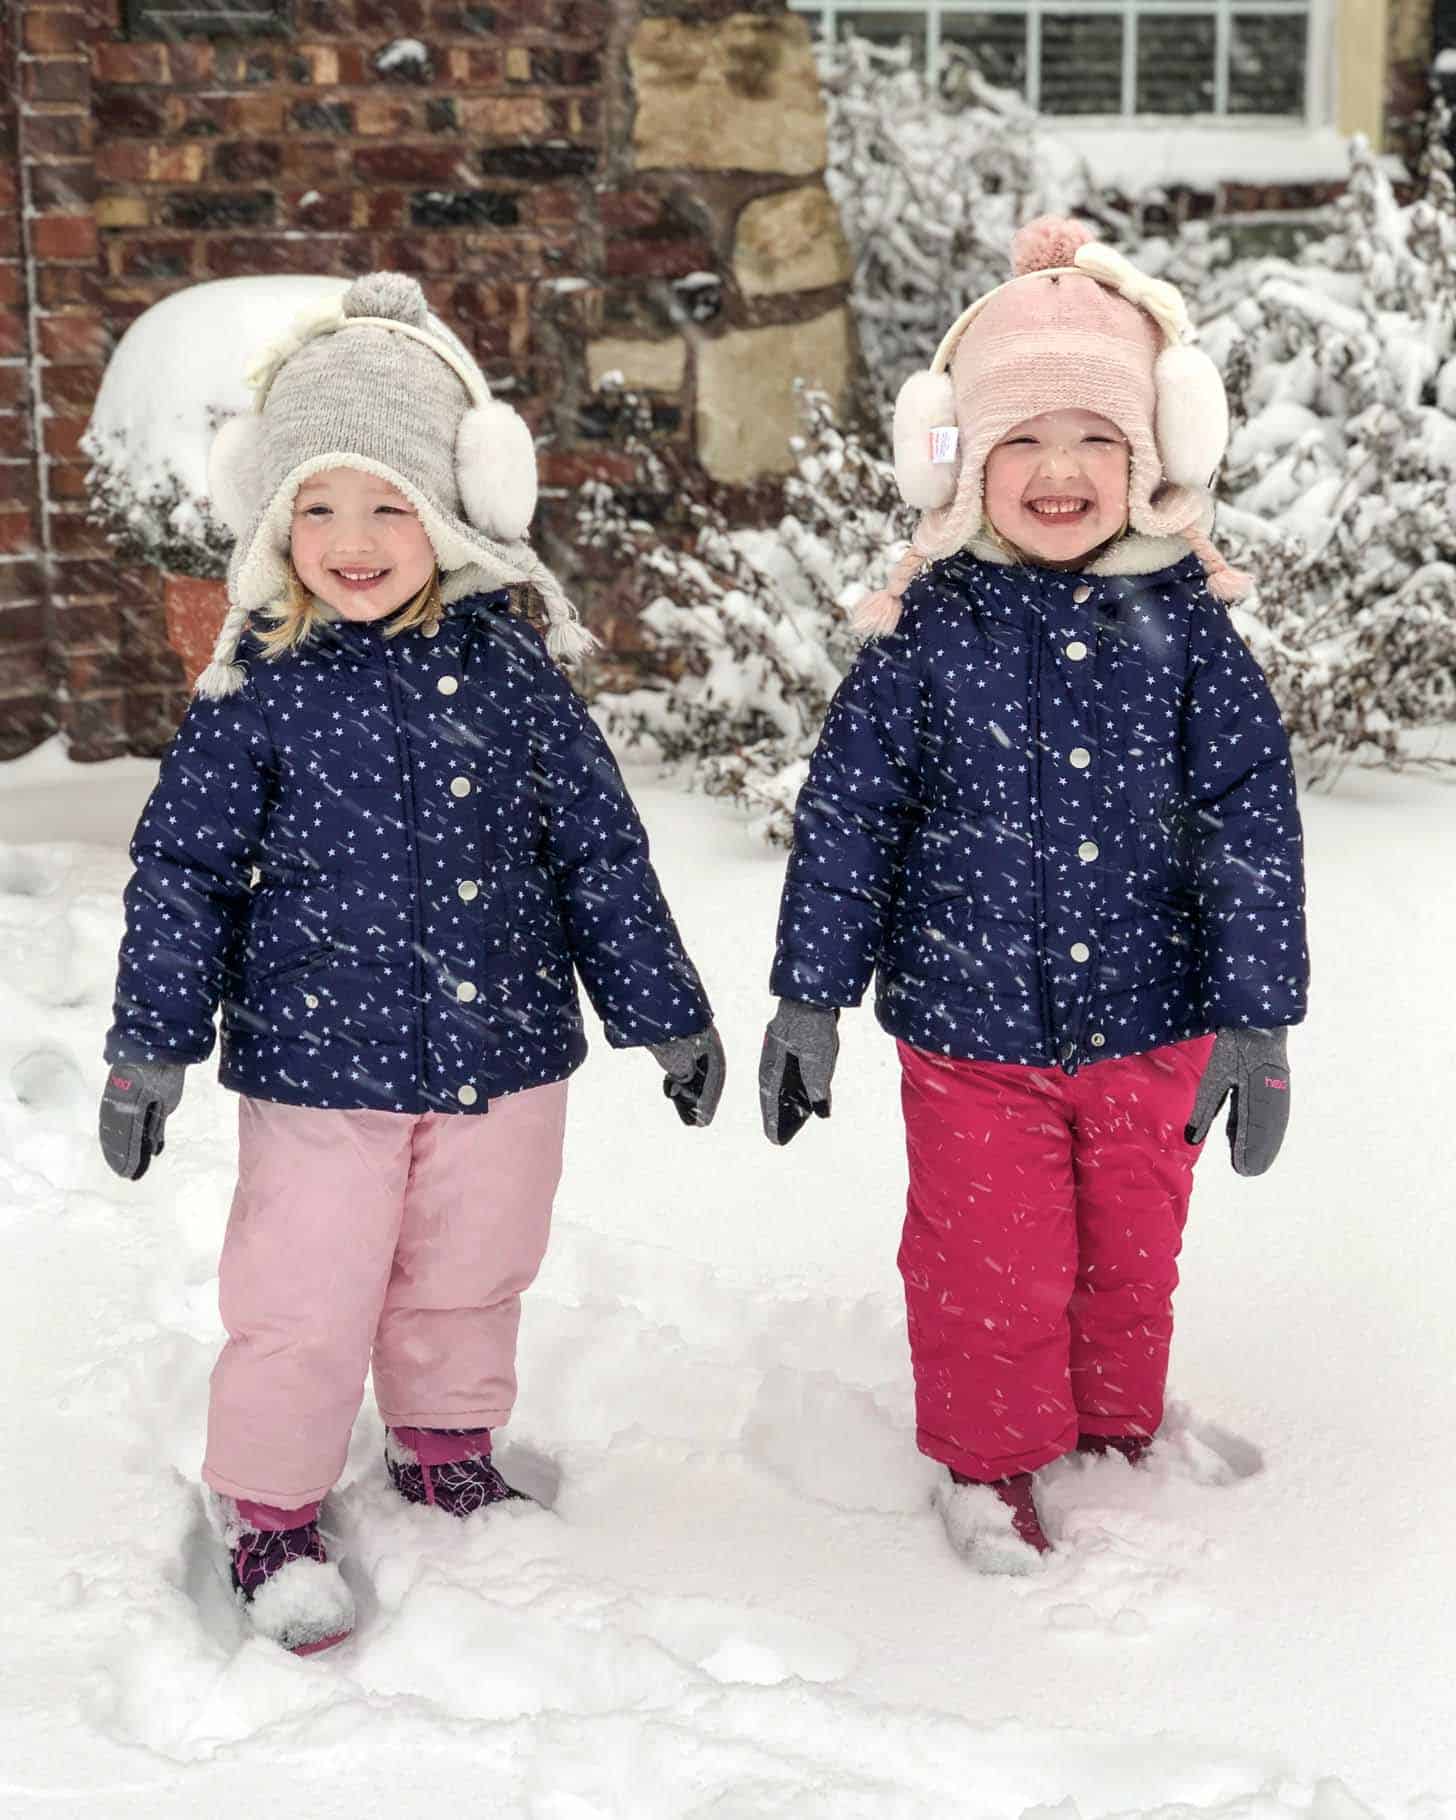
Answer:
[
  {"left": 203, "top": 1082, "right": 568, "bottom": 1508},
  {"left": 896, "top": 1036, "right": 1215, "bottom": 1482}
]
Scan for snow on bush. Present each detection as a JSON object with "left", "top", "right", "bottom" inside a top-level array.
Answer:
[
  {"left": 1207, "top": 107, "right": 1456, "bottom": 776},
  {"left": 820, "top": 34, "right": 1100, "bottom": 406},
  {"left": 589, "top": 383, "right": 907, "bottom": 845},
  {"left": 83, "top": 275, "right": 350, "bottom": 576}
]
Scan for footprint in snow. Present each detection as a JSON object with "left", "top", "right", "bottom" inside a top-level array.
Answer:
[
  {"left": 10, "top": 1045, "right": 86, "bottom": 1113},
  {"left": 1156, "top": 1401, "right": 1264, "bottom": 1484},
  {"left": 0, "top": 846, "right": 49, "bottom": 898},
  {"left": 1019, "top": 1406, "right": 1263, "bottom": 1635}
]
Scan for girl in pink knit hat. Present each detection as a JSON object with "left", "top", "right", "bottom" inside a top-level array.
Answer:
[{"left": 760, "top": 218, "right": 1308, "bottom": 1571}]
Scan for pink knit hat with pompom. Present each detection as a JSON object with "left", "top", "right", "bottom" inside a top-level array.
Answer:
[{"left": 861, "top": 216, "right": 1246, "bottom": 635}]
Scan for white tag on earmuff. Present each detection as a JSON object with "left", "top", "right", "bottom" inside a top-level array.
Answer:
[{"left": 929, "top": 426, "right": 959, "bottom": 463}]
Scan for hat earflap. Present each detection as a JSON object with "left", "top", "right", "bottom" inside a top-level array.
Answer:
[
  {"left": 1154, "top": 345, "right": 1229, "bottom": 487},
  {"left": 457, "top": 399, "right": 538, "bottom": 545},
  {"left": 207, "top": 414, "right": 269, "bottom": 539},
  {"left": 891, "top": 369, "right": 960, "bottom": 510}
]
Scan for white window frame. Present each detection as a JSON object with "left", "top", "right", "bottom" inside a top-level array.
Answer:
[{"left": 795, "top": 0, "right": 1336, "bottom": 125}]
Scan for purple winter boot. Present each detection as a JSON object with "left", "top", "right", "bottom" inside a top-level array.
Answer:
[
  {"left": 223, "top": 1497, "right": 355, "bottom": 1656},
  {"left": 385, "top": 1426, "right": 526, "bottom": 1517}
]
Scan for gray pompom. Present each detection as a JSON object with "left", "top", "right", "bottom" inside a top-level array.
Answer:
[{"left": 342, "top": 272, "right": 428, "bottom": 326}]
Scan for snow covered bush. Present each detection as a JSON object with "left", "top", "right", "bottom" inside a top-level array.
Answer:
[
  {"left": 818, "top": 33, "right": 1099, "bottom": 407},
  {"left": 588, "top": 383, "right": 908, "bottom": 844},
  {"left": 83, "top": 275, "right": 351, "bottom": 576},
  {"left": 1209, "top": 106, "right": 1456, "bottom": 776}
]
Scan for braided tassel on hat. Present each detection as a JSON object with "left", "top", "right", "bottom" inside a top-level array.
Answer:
[
  {"left": 196, "top": 597, "right": 253, "bottom": 700},
  {"left": 852, "top": 542, "right": 929, "bottom": 638},
  {"left": 517, "top": 547, "right": 598, "bottom": 663},
  {"left": 1181, "top": 521, "right": 1252, "bottom": 602}
]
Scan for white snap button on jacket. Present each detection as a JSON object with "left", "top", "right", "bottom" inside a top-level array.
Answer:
[
  {"left": 436, "top": 675, "right": 459, "bottom": 695},
  {"left": 304, "top": 994, "right": 319, "bottom": 1009},
  {"left": 456, "top": 980, "right": 478, "bottom": 1002},
  {"left": 1073, "top": 584, "right": 1092, "bottom": 603},
  {"left": 457, "top": 879, "right": 479, "bottom": 902},
  {"left": 1070, "top": 941, "right": 1091, "bottom": 963},
  {"left": 1069, "top": 747, "right": 1091, "bottom": 769},
  {"left": 422, "top": 623, "right": 440, "bottom": 639},
  {"left": 1090, "top": 1032, "right": 1106, "bottom": 1047},
  {"left": 1066, "top": 640, "right": 1088, "bottom": 661},
  {"left": 1078, "top": 840, "right": 1100, "bottom": 862},
  {"left": 458, "top": 1084, "right": 478, "bottom": 1106},
  {"left": 450, "top": 776, "right": 472, "bottom": 797}
]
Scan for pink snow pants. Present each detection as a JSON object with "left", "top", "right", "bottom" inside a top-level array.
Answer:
[
  {"left": 897, "top": 1036, "right": 1215, "bottom": 1482},
  {"left": 203, "top": 1082, "right": 568, "bottom": 1508}
]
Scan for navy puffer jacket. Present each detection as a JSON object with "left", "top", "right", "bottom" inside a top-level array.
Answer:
[
  {"left": 107, "top": 591, "right": 712, "bottom": 1113},
  {"left": 770, "top": 552, "right": 1308, "bottom": 1073}
]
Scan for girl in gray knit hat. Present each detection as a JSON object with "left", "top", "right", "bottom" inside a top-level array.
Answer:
[{"left": 98, "top": 272, "right": 725, "bottom": 1657}]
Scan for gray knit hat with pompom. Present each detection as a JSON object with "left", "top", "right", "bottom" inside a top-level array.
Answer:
[{"left": 201, "top": 271, "right": 593, "bottom": 696}]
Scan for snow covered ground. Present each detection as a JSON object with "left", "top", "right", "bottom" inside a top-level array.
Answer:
[{"left": 1, "top": 737, "right": 1453, "bottom": 1819}]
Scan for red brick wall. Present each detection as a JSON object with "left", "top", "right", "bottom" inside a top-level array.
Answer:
[
  {"left": 3, "top": 0, "right": 660, "bottom": 759},
  {"left": 1, "top": 3, "right": 52, "bottom": 760},
  {"left": 6, "top": 0, "right": 179, "bottom": 761}
]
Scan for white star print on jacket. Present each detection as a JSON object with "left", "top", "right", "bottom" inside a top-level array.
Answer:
[
  {"left": 106, "top": 591, "right": 713, "bottom": 1113},
  {"left": 770, "top": 552, "right": 1307, "bottom": 1072}
]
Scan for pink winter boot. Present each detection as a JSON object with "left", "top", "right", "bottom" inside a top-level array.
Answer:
[
  {"left": 937, "top": 1470, "right": 1052, "bottom": 1573},
  {"left": 1077, "top": 1432, "right": 1152, "bottom": 1466}
]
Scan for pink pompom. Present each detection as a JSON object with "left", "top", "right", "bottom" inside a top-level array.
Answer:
[{"left": 1011, "top": 216, "right": 1096, "bottom": 278}]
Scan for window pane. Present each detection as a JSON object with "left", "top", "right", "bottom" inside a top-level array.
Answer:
[
  {"left": 940, "top": 11, "right": 1029, "bottom": 95},
  {"left": 1041, "top": 13, "right": 1122, "bottom": 115},
  {"left": 1229, "top": 13, "right": 1307, "bottom": 114},
  {"left": 1136, "top": 14, "right": 1216, "bottom": 114},
  {"left": 834, "top": 9, "right": 928, "bottom": 64}
]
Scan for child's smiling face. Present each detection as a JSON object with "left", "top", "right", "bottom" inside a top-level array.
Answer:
[
  {"left": 983, "top": 409, "right": 1131, "bottom": 567},
  {"left": 290, "top": 467, "right": 437, "bottom": 621}
]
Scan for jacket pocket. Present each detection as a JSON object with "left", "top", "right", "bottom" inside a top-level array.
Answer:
[
  {"left": 251, "top": 941, "right": 333, "bottom": 986},
  {"left": 493, "top": 864, "right": 575, "bottom": 998}
]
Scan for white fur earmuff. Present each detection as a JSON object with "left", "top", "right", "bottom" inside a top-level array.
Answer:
[
  {"left": 456, "top": 398, "right": 539, "bottom": 543},
  {"left": 1153, "top": 345, "right": 1230, "bottom": 488},
  {"left": 207, "top": 413, "right": 268, "bottom": 538},
  {"left": 892, "top": 369, "right": 960, "bottom": 509}
]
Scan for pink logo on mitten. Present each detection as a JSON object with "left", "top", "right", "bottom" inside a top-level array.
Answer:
[
  {"left": 1263, "top": 1077, "right": 1287, "bottom": 1090},
  {"left": 110, "top": 1074, "right": 132, "bottom": 1091}
]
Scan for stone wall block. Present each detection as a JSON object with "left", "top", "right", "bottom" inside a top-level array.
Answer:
[
  {"left": 586, "top": 335, "right": 687, "bottom": 392},
  {"left": 733, "top": 181, "right": 851, "bottom": 297},
  {"left": 696, "top": 306, "right": 853, "bottom": 485},
  {"left": 630, "top": 14, "right": 826, "bottom": 175}
]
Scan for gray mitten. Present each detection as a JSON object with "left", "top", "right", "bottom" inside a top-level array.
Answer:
[
  {"left": 759, "top": 999, "right": 840, "bottom": 1146},
  {"left": 1186, "top": 1026, "right": 1290, "bottom": 1177},
  {"left": 648, "top": 1025, "right": 726, "bottom": 1128},
  {"left": 99, "top": 1059, "right": 187, "bottom": 1181}
]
